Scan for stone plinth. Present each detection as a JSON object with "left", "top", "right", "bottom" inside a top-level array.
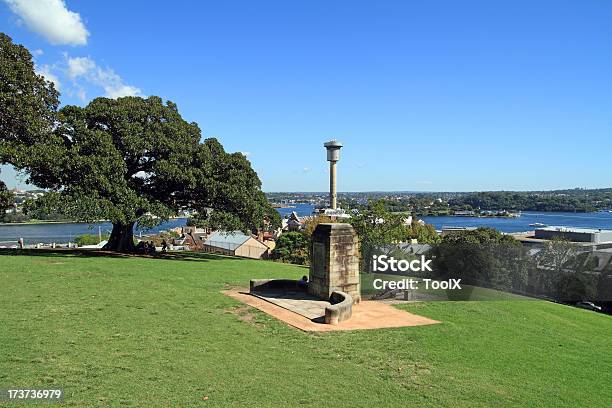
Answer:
[{"left": 309, "top": 223, "right": 360, "bottom": 303}]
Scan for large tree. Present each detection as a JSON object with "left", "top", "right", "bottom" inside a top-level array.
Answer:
[
  {"left": 1, "top": 33, "right": 279, "bottom": 252},
  {"left": 21, "top": 96, "right": 279, "bottom": 252}
]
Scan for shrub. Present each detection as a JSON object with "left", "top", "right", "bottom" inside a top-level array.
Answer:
[
  {"left": 75, "top": 233, "right": 109, "bottom": 246},
  {"left": 271, "top": 232, "right": 310, "bottom": 265}
]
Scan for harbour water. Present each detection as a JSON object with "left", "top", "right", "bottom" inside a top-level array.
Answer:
[
  {"left": 0, "top": 218, "right": 188, "bottom": 245},
  {"left": 275, "top": 203, "right": 318, "bottom": 218},
  {"left": 1, "top": 205, "right": 612, "bottom": 245},
  {"left": 277, "top": 204, "right": 612, "bottom": 232},
  {"left": 421, "top": 211, "right": 612, "bottom": 233}
]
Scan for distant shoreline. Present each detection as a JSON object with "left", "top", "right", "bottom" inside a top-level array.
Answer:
[
  {"left": 0, "top": 216, "right": 188, "bottom": 226},
  {"left": 0, "top": 220, "right": 92, "bottom": 226},
  {"left": 0, "top": 220, "right": 110, "bottom": 226},
  {"left": 1, "top": 210, "right": 608, "bottom": 225}
]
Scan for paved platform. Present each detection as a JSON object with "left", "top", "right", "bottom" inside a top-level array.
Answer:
[
  {"left": 223, "top": 289, "right": 440, "bottom": 332},
  {"left": 250, "top": 290, "right": 329, "bottom": 320}
]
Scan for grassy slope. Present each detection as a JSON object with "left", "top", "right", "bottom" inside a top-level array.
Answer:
[{"left": 0, "top": 252, "right": 611, "bottom": 407}]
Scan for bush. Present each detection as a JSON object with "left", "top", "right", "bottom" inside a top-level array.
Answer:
[
  {"left": 75, "top": 233, "right": 109, "bottom": 246},
  {"left": 271, "top": 232, "right": 310, "bottom": 265},
  {"left": 1, "top": 212, "right": 30, "bottom": 223}
]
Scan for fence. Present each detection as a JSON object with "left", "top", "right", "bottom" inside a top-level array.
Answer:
[{"left": 0, "top": 240, "right": 18, "bottom": 249}]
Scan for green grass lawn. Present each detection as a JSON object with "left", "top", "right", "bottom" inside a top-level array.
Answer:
[{"left": 1, "top": 251, "right": 611, "bottom": 407}]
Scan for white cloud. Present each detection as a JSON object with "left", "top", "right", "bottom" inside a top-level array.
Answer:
[
  {"left": 104, "top": 83, "right": 141, "bottom": 99},
  {"left": 31, "top": 48, "right": 44, "bottom": 57},
  {"left": 240, "top": 152, "right": 251, "bottom": 157},
  {"left": 35, "top": 64, "right": 60, "bottom": 90},
  {"left": 303, "top": 167, "right": 311, "bottom": 172},
  {"left": 67, "top": 56, "right": 95, "bottom": 79},
  {"left": 95, "top": 67, "right": 141, "bottom": 98},
  {"left": 65, "top": 55, "right": 142, "bottom": 99},
  {"left": 4, "top": 0, "right": 89, "bottom": 46}
]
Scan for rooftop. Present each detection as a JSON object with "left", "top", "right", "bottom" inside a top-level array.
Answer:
[
  {"left": 536, "top": 226, "right": 612, "bottom": 234},
  {"left": 204, "top": 231, "right": 251, "bottom": 246}
]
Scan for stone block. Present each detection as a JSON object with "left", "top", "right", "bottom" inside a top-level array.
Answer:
[{"left": 309, "top": 223, "right": 361, "bottom": 303}]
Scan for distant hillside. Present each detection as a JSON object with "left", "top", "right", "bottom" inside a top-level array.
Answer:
[{"left": 448, "top": 189, "right": 612, "bottom": 212}]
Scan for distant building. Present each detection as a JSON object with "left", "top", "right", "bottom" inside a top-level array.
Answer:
[
  {"left": 203, "top": 231, "right": 270, "bottom": 259},
  {"left": 286, "top": 211, "right": 302, "bottom": 231},
  {"left": 534, "top": 226, "right": 612, "bottom": 244},
  {"left": 179, "top": 226, "right": 210, "bottom": 249},
  {"left": 441, "top": 226, "right": 477, "bottom": 236},
  {"left": 512, "top": 227, "right": 612, "bottom": 250},
  {"left": 590, "top": 248, "right": 612, "bottom": 272},
  {"left": 453, "top": 210, "right": 476, "bottom": 216}
]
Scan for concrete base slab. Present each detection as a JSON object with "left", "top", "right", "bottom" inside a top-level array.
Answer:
[
  {"left": 250, "top": 290, "right": 329, "bottom": 320},
  {"left": 223, "top": 289, "right": 440, "bottom": 332}
]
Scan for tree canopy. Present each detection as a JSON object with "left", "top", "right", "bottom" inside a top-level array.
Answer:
[
  {"left": 448, "top": 190, "right": 611, "bottom": 213},
  {"left": 432, "top": 227, "right": 526, "bottom": 291},
  {"left": 21, "top": 96, "right": 279, "bottom": 251},
  {"left": 0, "top": 32, "right": 279, "bottom": 251},
  {"left": 349, "top": 199, "right": 440, "bottom": 272},
  {"left": 1, "top": 32, "right": 58, "bottom": 221},
  {"left": 271, "top": 232, "right": 309, "bottom": 265},
  {"left": 0, "top": 33, "right": 59, "bottom": 160},
  {"left": 350, "top": 199, "right": 440, "bottom": 248}
]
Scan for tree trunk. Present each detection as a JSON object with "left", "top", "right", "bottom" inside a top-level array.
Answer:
[{"left": 103, "top": 222, "right": 136, "bottom": 252}]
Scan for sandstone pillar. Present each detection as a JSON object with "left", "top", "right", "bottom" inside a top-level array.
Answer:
[{"left": 309, "top": 223, "right": 360, "bottom": 303}]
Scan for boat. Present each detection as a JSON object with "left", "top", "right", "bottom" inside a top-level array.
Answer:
[{"left": 529, "top": 223, "right": 547, "bottom": 228}]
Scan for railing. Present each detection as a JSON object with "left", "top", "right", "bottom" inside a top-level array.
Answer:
[{"left": 0, "top": 240, "right": 18, "bottom": 248}]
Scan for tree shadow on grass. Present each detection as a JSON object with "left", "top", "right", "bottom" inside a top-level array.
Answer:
[{"left": 0, "top": 248, "right": 248, "bottom": 263}]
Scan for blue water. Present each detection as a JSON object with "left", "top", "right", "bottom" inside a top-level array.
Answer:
[
  {"left": 0, "top": 218, "right": 188, "bottom": 245},
  {"left": 276, "top": 203, "right": 316, "bottom": 217},
  {"left": 421, "top": 211, "right": 612, "bottom": 233},
  {"left": 277, "top": 205, "right": 612, "bottom": 232},
  {"left": 2, "top": 207, "right": 611, "bottom": 244},
  {"left": 0, "top": 204, "right": 317, "bottom": 244}
]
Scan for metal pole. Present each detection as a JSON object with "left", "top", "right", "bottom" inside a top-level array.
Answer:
[
  {"left": 324, "top": 140, "right": 342, "bottom": 210},
  {"left": 330, "top": 161, "right": 337, "bottom": 209}
]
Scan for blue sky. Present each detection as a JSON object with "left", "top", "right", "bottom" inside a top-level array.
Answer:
[{"left": 1, "top": 0, "right": 611, "bottom": 192}]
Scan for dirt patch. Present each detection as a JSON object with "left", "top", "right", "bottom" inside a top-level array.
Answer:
[
  {"left": 32, "top": 260, "right": 67, "bottom": 265},
  {"left": 226, "top": 305, "right": 265, "bottom": 328}
]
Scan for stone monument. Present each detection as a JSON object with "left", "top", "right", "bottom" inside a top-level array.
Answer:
[{"left": 309, "top": 223, "right": 361, "bottom": 304}]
